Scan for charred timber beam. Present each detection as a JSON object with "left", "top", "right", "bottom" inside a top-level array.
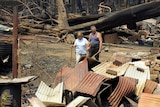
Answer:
[{"left": 0, "top": 34, "right": 12, "bottom": 44}]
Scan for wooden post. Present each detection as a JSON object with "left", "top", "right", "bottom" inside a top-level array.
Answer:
[{"left": 12, "top": 6, "right": 18, "bottom": 78}]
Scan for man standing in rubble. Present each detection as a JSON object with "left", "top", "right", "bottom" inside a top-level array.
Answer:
[{"left": 87, "top": 26, "right": 102, "bottom": 60}]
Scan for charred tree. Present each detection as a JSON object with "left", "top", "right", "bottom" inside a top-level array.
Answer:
[
  {"left": 60, "top": 1, "right": 160, "bottom": 34},
  {"left": 56, "top": 0, "right": 69, "bottom": 28}
]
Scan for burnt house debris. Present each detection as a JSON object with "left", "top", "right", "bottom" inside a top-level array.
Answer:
[
  {"left": 31, "top": 53, "right": 160, "bottom": 107},
  {"left": 0, "top": 1, "right": 37, "bottom": 107},
  {"left": 0, "top": 0, "right": 160, "bottom": 107}
]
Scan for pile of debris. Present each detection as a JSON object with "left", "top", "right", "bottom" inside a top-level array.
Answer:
[
  {"left": 26, "top": 51, "right": 160, "bottom": 107},
  {"left": 108, "top": 18, "right": 160, "bottom": 47}
]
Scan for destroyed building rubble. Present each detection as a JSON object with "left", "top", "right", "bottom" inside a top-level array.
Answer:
[
  {"left": 24, "top": 51, "right": 160, "bottom": 107},
  {"left": 0, "top": 1, "right": 160, "bottom": 107}
]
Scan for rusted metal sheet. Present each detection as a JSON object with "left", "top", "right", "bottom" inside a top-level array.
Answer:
[
  {"left": 35, "top": 81, "right": 64, "bottom": 106},
  {"left": 66, "top": 96, "right": 98, "bottom": 107},
  {"left": 75, "top": 72, "right": 109, "bottom": 96},
  {"left": 53, "top": 66, "right": 71, "bottom": 88},
  {"left": 55, "top": 59, "right": 88, "bottom": 92},
  {"left": 143, "top": 80, "right": 158, "bottom": 94},
  {"left": 108, "top": 76, "right": 137, "bottom": 107},
  {"left": 138, "top": 93, "right": 160, "bottom": 107},
  {"left": 92, "top": 62, "right": 129, "bottom": 78},
  {"left": 124, "top": 61, "right": 150, "bottom": 96}
]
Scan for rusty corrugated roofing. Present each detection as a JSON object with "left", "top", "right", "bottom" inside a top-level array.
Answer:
[
  {"left": 35, "top": 81, "right": 64, "bottom": 106},
  {"left": 138, "top": 93, "right": 160, "bottom": 107},
  {"left": 143, "top": 80, "right": 158, "bottom": 94},
  {"left": 108, "top": 76, "right": 137, "bottom": 107},
  {"left": 53, "top": 67, "right": 71, "bottom": 87},
  {"left": 124, "top": 61, "right": 150, "bottom": 96},
  {"left": 75, "top": 72, "right": 109, "bottom": 96},
  {"left": 92, "top": 62, "right": 129, "bottom": 78},
  {"left": 55, "top": 58, "right": 88, "bottom": 92}
]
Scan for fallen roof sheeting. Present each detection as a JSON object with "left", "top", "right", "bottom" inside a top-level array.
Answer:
[
  {"left": 55, "top": 58, "right": 88, "bottom": 92},
  {"left": 108, "top": 76, "right": 137, "bottom": 107},
  {"left": 53, "top": 67, "right": 71, "bottom": 87},
  {"left": 124, "top": 61, "right": 150, "bottom": 96},
  {"left": 138, "top": 93, "right": 160, "bottom": 107},
  {"left": 143, "top": 80, "right": 158, "bottom": 94},
  {"left": 75, "top": 72, "right": 109, "bottom": 96},
  {"left": 35, "top": 81, "right": 64, "bottom": 106},
  {"left": 92, "top": 62, "right": 129, "bottom": 78}
]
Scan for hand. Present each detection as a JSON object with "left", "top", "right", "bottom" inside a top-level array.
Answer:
[
  {"left": 98, "top": 49, "right": 102, "bottom": 53},
  {"left": 86, "top": 46, "right": 90, "bottom": 51}
]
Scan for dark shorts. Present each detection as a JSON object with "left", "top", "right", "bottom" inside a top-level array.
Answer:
[{"left": 89, "top": 46, "right": 99, "bottom": 60}]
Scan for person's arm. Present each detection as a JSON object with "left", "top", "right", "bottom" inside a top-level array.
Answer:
[
  {"left": 85, "top": 38, "right": 89, "bottom": 49},
  {"left": 87, "top": 35, "right": 91, "bottom": 50},
  {"left": 72, "top": 39, "right": 77, "bottom": 48},
  {"left": 97, "top": 32, "right": 102, "bottom": 53}
]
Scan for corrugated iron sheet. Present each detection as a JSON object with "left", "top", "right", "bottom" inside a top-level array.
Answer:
[
  {"left": 138, "top": 93, "right": 160, "bottom": 107},
  {"left": 108, "top": 76, "right": 137, "bottom": 107},
  {"left": 75, "top": 72, "right": 109, "bottom": 96},
  {"left": 53, "top": 67, "right": 71, "bottom": 87},
  {"left": 35, "top": 81, "right": 64, "bottom": 106},
  {"left": 124, "top": 61, "right": 150, "bottom": 96},
  {"left": 92, "top": 62, "right": 129, "bottom": 78},
  {"left": 143, "top": 80, "right": 158, "bottom": 94},
  {"left": 55, "top": 58, "right": 88, "bottom": 92}
]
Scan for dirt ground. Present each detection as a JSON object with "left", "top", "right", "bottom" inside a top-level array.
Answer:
[
  {"left": 20, "top": 40, "right": 153, "bottom": 85},
  {"left": 19, "top": 39, "right": 154, "bottom": 106}
]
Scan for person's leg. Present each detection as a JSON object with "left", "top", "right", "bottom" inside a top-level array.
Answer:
[
  {"left": 76, "top": 53, "right": 81, "bottom": 64},
  {"left": 94, "top": 47, "right": 99, "bottom": 60},
  {"left": 89, "top": 47, "right": 95, "bottom": 57},
  {"left": 89, "top": 47, "right": 99, "bottom": 60}
]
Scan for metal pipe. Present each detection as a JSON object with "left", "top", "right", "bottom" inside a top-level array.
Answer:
[{"left": 12, "top": 6, "right": 18, "bottom": 78}]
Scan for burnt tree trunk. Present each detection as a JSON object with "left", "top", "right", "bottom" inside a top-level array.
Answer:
[
  {"left": 56, "top": 0, "right": 69, "bottom": 28},
  {"left": 60, "top": 1, "right": 160, "bottom": 34}
]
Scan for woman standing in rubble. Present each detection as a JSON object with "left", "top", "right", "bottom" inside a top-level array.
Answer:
[{"left": 72, "top": 32, "right": 88, "bottom": 64}]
